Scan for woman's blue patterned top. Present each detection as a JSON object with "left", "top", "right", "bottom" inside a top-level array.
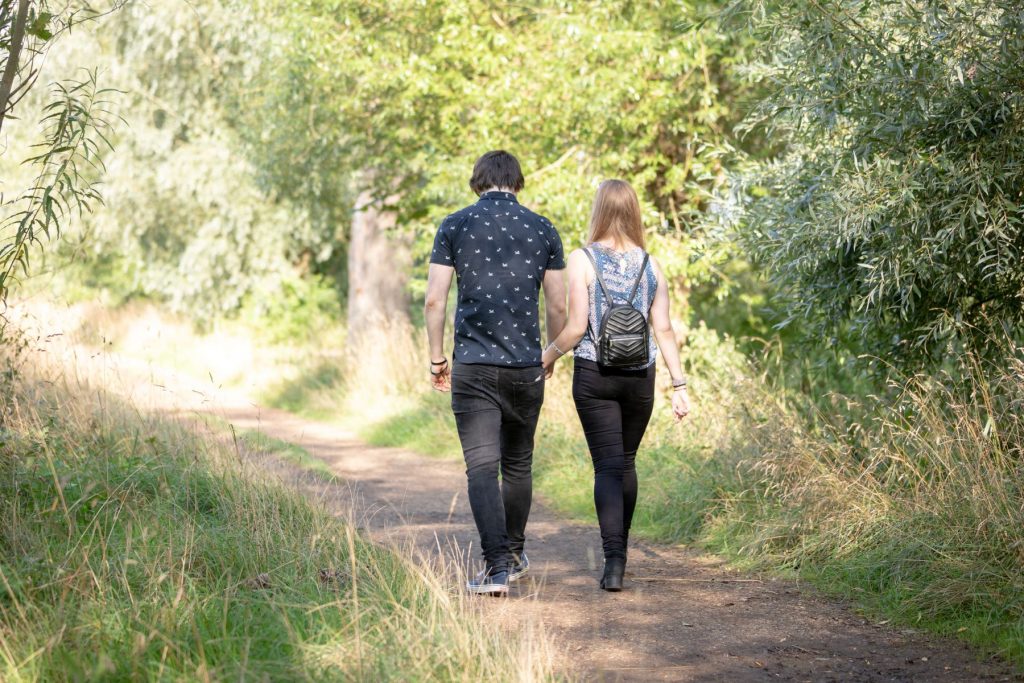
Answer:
[{"left": 574, "top": 243, "right": 658, "bottom": 369}]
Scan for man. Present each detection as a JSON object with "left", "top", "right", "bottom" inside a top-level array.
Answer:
[{"left": 424, "top": 150, "right": 567, "bottom": 596}]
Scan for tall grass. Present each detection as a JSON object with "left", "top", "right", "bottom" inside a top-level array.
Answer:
[
  {"left": 708, "top": 358, "right": 1024, "bottom": 661},
  {"left": 261, "top": 319, "right": 1024, "bottom": 666},
  {"left": 48, "top": 300, "right": 1024, "bottom": 667},
  {"left": 0, "top": 338, "right": 555, "bottom": 681}
]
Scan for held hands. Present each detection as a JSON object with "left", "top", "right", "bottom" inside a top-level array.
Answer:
[
  {"left": 672, "top": 387, "right": 691, "bottom": 421},
  {"left": 541, "top": 344, "right": 563, "bottom": 379},
  {"left": 430, "top": 358, "right": 451, "bottom": 392}
]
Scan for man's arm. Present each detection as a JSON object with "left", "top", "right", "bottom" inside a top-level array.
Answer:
[
  {"left": 542, "top": 249, "right": 589, "bottom": 370},
  {"left": 542, "top": 266, "right": 568, "bottom": 343},
  {"left": 424, "top": 263, "right": 455, "bottom": 391}
]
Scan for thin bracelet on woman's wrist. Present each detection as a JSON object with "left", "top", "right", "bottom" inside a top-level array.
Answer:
[
  {"left": 547, "top": 341, "right": 566, "bottom": 356},
  {"left": 671, "top": 377, "right": 687, "bottom": 390}
]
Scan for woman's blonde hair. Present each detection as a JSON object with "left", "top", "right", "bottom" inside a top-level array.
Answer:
[{"left": 586, "top": 179, "right": 645, "bottom": 249}]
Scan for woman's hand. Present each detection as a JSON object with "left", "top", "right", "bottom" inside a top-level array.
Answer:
[
  {"left": 671, "top": 388, "right": 690, "bottom": 421},
  {"left": 541, "top": 345, "right": 560, "bottom": 379}
]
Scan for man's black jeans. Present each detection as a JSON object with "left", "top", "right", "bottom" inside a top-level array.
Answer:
[{"left": 451, "top": 362, "right": 545, "bottom": 571}]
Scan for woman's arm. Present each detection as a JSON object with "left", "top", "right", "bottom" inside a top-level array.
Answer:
[
  {"left": 649, "top": 257, "right": 690, "bottom": 420},
  {"left": 541, "top": 249, "right": 590, "bottom": 373}
]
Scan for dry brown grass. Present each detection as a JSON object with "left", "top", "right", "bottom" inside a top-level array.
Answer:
[{"left": 0, "top": 331, "right": 557, "bottom": 681}]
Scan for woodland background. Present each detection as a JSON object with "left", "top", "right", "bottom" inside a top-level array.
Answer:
[{"left": 1, "top": 0, "right": 1022, "bottom": 678}]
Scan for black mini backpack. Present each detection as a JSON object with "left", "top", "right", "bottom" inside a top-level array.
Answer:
[{"left": 584, "top": 248, "right": 651, "bottom": 368}]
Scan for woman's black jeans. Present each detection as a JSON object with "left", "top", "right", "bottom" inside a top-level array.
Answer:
[
  {"left": 572, "top": 359, "right": 655, "bottom": 561},
  {"left": 451, "top": 362, "right": 545, "bottom": 572}
]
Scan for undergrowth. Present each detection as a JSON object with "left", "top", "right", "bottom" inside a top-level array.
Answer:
[
  {"left": 52, "top": 300, "right": 1024, "bottom": 669},
  {"left": 0, "top": 337, "right": 554, "bottom": 681}
]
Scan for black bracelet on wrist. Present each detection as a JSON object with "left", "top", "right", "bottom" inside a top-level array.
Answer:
[
  {"left": 671, "top": 378, "right": 687, "bottom": 389},
  {"left": 430, "top": 358, "right": 449, "bottom": 376}
]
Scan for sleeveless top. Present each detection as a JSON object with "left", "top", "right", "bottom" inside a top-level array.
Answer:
[{"left": 574, "top": 244, "right": 658, "bottom": 369}]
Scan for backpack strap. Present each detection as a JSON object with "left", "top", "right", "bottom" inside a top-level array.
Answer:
[
  {"left": 583, "top": 247, "right": 608, "bottom": 343},
  {"left": 627, "top": 252, "right": 650, "bottom": 305}
]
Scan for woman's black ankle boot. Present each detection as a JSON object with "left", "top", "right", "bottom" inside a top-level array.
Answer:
[{"left": 600, "top": 557, "right": 625, "bottom": 592}]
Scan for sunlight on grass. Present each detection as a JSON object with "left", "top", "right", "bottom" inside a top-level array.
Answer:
[
  {"left": 47, "top": 300, "right": 1024, "bottom": 668},
  {"left": 0, "top": 337, "right": 556, "bottom": 682},
  {"left": 237, "top": 425, "right": 340, "bottom": 483}
]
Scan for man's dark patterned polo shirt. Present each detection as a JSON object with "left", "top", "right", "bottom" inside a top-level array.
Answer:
[{"left": 430, "top": 191, "right": 565, "bottom": 367}]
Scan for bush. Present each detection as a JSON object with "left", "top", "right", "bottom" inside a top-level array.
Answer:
[{"left": 737, "top": 0, "right": 1024, "bottom": 371}]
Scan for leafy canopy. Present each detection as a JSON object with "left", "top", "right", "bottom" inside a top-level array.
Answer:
[
  {"left": 737, "top": 0, "right": 1024, "bottom": 369},
  {"left": 239, "top": 0, "right": 754, "bottom": 288}
]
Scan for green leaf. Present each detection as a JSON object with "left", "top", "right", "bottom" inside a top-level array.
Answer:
[{"left": 26, "top": 11, "right": 54, "bottom": 41}]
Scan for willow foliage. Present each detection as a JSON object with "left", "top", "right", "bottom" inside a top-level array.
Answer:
[{"left": 738, "top": 0, "right": 1024, "bottom": 369}]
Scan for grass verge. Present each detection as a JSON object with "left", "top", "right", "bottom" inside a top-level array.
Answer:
[
  {"left": 47, "top": 299, "right": 1024, "bottom": 669},
  {"left": 0, "top": 338, "right": 554, "bottom": 681},
  {"left": 263, "top": 320, "right": 1024, "bottom": 669}
]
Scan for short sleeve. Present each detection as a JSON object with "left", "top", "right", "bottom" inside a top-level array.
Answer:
[
  {"left": 545, "top": 224, "right": 566, "bottom": 270},
  {"left": 430, "top": 216, "right": 456, "bottom": 266}
]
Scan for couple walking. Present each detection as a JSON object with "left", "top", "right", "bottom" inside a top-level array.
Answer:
[{"left": 424, "top": 150, "right": 690, "bottom": 595}]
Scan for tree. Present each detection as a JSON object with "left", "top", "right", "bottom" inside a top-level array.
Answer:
[
  {"left": 20, "top": 1, "right": 332, "bottom": 322},
  {"left": 736, "top": 0, "right": 1024, "bottom": 369},
  {"left": 238, "top": 0, "right": 754, "bottom": 332},
  {"left": 0, "top": 1, "right": 123, "bottom": 307},
  {"left": 346, "top": 189, "right": 410, "bottom": 338}
]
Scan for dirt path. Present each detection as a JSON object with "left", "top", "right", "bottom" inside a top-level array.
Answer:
[{"left": 23, "top": 317, "right": 1021, "bottom": 683}]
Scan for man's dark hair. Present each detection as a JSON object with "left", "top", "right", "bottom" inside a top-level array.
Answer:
[{"left": 469, "top": 150, "right": 525, "bottom": 195}]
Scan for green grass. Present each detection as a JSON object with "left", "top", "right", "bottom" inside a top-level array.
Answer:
[
  {"left": 236, "top": 425, "right": 340, "bottom": 483},
  {"left": 0, "top": 353, "right": 553, "bottom": 681},
  {"left": 362, "top": 392, "right": 460, "bottom": 459},
  {"left": 263, "top": 361, "right": 346, "bottom": 422},
  {"left": 56, "top": 299, "right": 1024, "bottom": 670},
  {"left": 187, "top": 413, "right": 341, "bottom": 484},
  {"left": 263, "top": 325, "right": 1024, "bottom": 670}
]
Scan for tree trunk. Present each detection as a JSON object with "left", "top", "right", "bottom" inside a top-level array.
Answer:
[
  {"left": 346, "top": 190, "right": 411, "bottom": 341},
  {"left": 0, "top": 0, "right": 31, "bottom": 135}
]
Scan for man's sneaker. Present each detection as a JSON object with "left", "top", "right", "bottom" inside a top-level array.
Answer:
[
  {"left": 466, "top": 568, "right": 509, "bottom": 596},
  {"left": 509, "top": 553, "right": 530, "bottom": 582}
]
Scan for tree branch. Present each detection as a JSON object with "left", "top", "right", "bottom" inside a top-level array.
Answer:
[{"left": 0, "top": 0, "right": 30, "bottom": 135}]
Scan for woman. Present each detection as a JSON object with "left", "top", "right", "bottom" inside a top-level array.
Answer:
[{"left": 542, "top": 179, "right": 690, "bottom": 592}]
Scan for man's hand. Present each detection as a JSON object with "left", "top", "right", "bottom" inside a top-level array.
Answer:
[{"left": 430, "top": 360, "right": 451, "bottom": 392}]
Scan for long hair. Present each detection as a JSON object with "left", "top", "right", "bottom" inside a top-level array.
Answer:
[{"left": 586, "top": 180, "right": 645, "bottom": 249}]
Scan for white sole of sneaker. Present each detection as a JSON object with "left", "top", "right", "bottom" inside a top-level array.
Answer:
[
  {"left": 465, "top": 584, "right": 509, "bottom": 596},
  {"left": 508, "top": 567, "right": 528, "bottom": 582}
]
